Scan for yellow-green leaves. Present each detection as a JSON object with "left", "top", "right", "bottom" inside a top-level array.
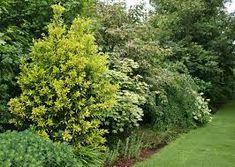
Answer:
[{"left": 8, "top": 5, "right": 117, "bottom": 148}]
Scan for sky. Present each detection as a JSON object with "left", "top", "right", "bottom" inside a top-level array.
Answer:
[
  {"left": 125, "top": 0, "right": 151, "bottom": 9},
  {"left": 121, "top": 0, "right": 235, "bottom": 13},
  {"left": 225, "top": 0, "right": 235, "bottom": 13}
]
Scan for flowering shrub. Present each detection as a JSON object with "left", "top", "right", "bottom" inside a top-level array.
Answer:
[
  {"left": 192, "top": 92, "right": 212, "bottom": 124},
  {"left": 104, "top": 58, "right": 148, "bottom": 134},
  {"left": 8, "top": 5, "right": 117, "bottom": 148},
  {"left": 144, "top": 68, "right": 212, "bottom": 130}
]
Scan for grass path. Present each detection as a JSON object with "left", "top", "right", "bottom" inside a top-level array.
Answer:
[{"left": 135, "top": 101, "right": 235, "bottom": 167}]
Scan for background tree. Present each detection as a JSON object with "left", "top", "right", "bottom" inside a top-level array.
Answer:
[
  {"left": 150, "top": 0, "right": 235, "bottom": 108},
  {"left": 95, "top": 2, "right": 212, "bottom": 133}
]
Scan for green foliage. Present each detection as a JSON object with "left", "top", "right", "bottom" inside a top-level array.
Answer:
[
  {"left": 96, "top": 2, "right": 167, "bottom": 67},
  {"left": 95, "top": 2, "right": 136, "bottom": 53},
  {"left": 74, "top": 146, "right": 104, "bottom": 167},
  {"left": 104, "top": 57, "right": 148, "bottom": 134},
  {"left": 138, "top": 128, "right": 180, "bottom": 149},
  {"left": 8, "top": 5, "right": 117, "bottom": 148},
  {"left": 136, "top": 102, "right": 235, "bottom": 167},
  {"left": 104, "top": 134, "right": 143, "bottom": 165},
  {"left": 1, "top": 1, "right": 230, "bottom": 166},
  {"left": 0, "top": 0, "right": 96, "bottom": 131},
  {"left": 144, "top": 68, "right": 212, "bottom": 130},
  {"left": 151, "top": 0, "right": 235, "bottom": 107},
  {"left": 192, "top": 92, "right": 212, "bottom": 124},
  {"left": 96, "top": 1, "right": 213, "bottom": 133},
  {"left": 0, "top": 130, "right": 82, "bottom": 167},
  {"left": 122, "top": 134, "right": 143, "bottom": 159},
  {"left": 0, "top": 0, "right": 95, "bottom": 38},
  {"left": 0, "top": 32, "right": 21, "bottom": 131},
  {"left": 104, "top": 140, "right": 121, "bottom": 165}
]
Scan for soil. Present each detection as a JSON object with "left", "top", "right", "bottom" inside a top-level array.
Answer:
[{"left": 110, "top": 144, "right": 165, "bottom": 167}]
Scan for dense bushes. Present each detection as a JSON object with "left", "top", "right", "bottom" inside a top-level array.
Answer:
[
  {"left": 0, "top": 0, "right": 96, "bottom": 130},
  {"left": 96, "top": 2, "right": 212, "bottom": 132},
  {"left": 151, "top": 0, "right": 235, "bottom": 107},
  {"left": 0, "top": 130, "right": 81, "bottom": 167},
  {"left": 104, "top": 57, "right": 148, "bottom": 134},
  {"left": 8, "top": 5, "right": 117, "bottom": 148},
  {"left": 0, "top": 32, "right": 21, "bottom": 131},
  {"left": 104, "top": 134, "right": 143, "bottom": 165},
  {"left": 144, "top": 68, "right": 211, "bottom": 130},
  {"left": 0, "top": 0, "right": 234, "bottom": 166},
  {"left": 0, "top": 0, "right": 95, "bottom": 39}
]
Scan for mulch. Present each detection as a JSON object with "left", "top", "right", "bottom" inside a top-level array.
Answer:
[{"left": 110, "top": 145, "right": 165, "bottom": 167}]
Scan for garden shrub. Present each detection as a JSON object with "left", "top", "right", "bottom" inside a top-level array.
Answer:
[
  {"left": 95, "top": 1, "right": 212, "bottom": 133},
  {"left": 8, "top": 5, "right": 117, "bottom": 148},
  {"left": 0, "top": 130, "right": 81, "bottom": 167},
  {"left": 0, "top": 0, "right": 96, "bottom": 132},
  {"left": 144, "top": 68, "right": 212, "bottom": 130},
  {"left": 104, "top": 140, "right": 121, "bottom": 165},
  {"left": 104, "top": 134, "right": 143, "bottom": 166},
  {"left": 104, "top": 57, "right": 148, "bottom": 134},
  {"left": 0, "top": 32, "right": 21, "bottom": 132},
  {"left": 137, "top": 128, "right": 180, "bottom": 149},
  {"left": 0, "top": 0, "right": 95, "bottom": 39},
  {"left": 74, "top": 146, "right": 104, "bottom": 167},
  {"left": 121, "top": 134, "right": 143, "bottom": 159},
  {"left": 151, "top": 0, "right": 235, "bottom": 108}
]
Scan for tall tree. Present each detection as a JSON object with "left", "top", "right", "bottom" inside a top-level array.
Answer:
[{"left": 151, "top": 0, "right": 235, "bottom": 107}]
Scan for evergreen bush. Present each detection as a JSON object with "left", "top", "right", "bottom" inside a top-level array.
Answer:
[
  {"left": 0, "top": 130, "right": 81, "bottom": 167},
  {"left": 8, "top": 5, "right": 117, "bottom": 148}
]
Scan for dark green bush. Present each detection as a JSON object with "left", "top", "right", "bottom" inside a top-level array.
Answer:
[
  {"left": 143, "top": 68, "right": 212, "bottom": 131},
  {"left": 0, "top": 32, "right": 21, "bottom": 132},
  {"left": 95, "top": 2, "right": 213, "bottom": 133},
  {"left": 0, "top": 130, "right": 82, "bottom": 167},
  {"left": 151, "top": 0, "right": 235, "bottom": 108}
]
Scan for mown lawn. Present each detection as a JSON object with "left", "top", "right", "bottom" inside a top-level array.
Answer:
[{"left": 136, "top": 101, "right": 235, "bottom": 167}]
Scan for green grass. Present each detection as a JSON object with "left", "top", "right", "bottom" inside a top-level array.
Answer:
[{"left": 135, "top": 101, "right": 235, "bottom": 167}]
